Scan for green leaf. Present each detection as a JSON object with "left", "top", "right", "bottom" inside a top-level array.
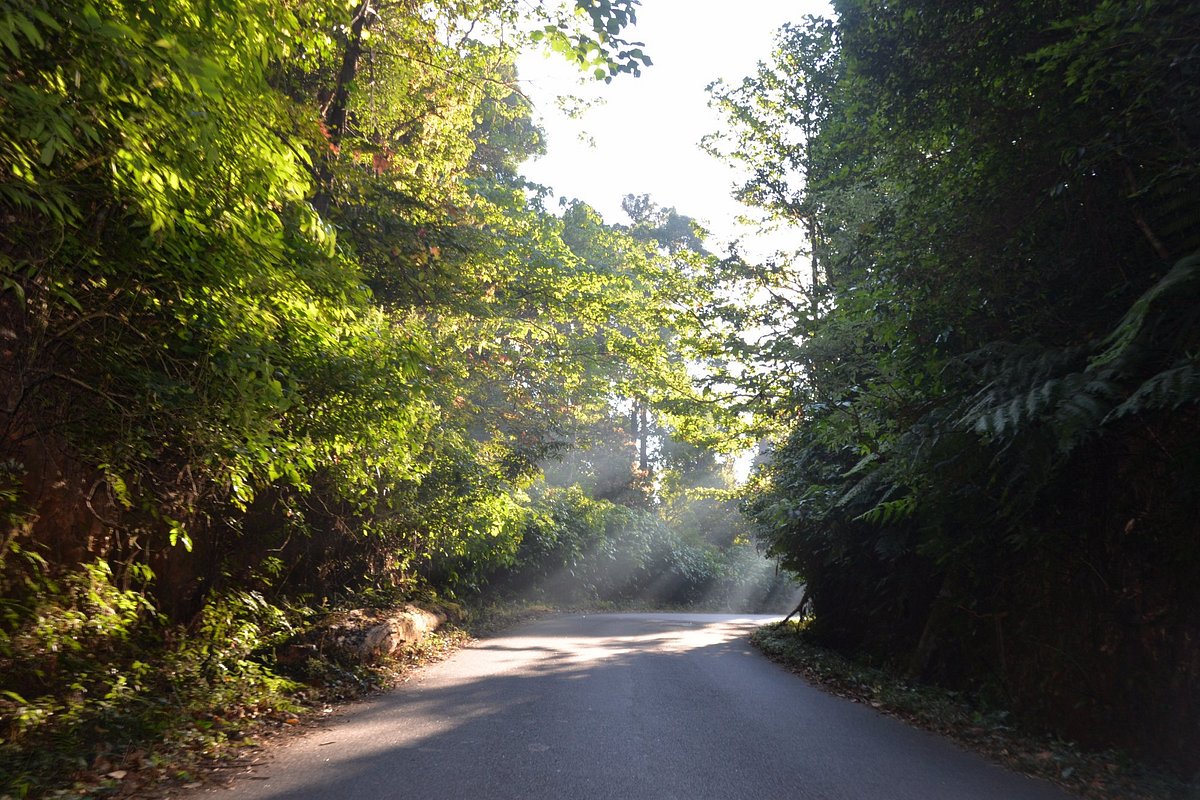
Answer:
[
  {"left": 0, "top": 18, "right": 22, "bottom": 57},
  {"left": 12, "top": 12, "right": 43, "bottom": 48}
]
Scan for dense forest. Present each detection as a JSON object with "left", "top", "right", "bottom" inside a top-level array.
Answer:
[
  {"left": 0, "top": 0, "right": 796, "bottom": 791},
  {"left": 707, "top": 0, "right": 1200, "bottom": 775},
  {"left": 1, "top": 0, "right": 1198, "bottom": 794}
]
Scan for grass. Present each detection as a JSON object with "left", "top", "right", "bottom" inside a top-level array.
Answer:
[{"left": 751, "top": 620, "right": 1197, "bottom": 800}]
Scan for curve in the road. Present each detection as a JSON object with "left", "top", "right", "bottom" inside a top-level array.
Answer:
[{"left": 180, "top": 613, "right": 1074, "bottom": 800}]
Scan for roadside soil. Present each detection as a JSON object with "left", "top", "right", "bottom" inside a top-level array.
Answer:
[{"left": 751, "top": 622, "right": 1196, "bottom": 800}]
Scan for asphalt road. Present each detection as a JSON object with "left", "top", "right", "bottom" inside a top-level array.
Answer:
[{"left": 185, "top": 613, "right": 1073, "bottom": 799}]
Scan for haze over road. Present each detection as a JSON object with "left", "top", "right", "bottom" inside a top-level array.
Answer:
[{"left": 192, "top": 613, "right": 1072, "bottom": 799}]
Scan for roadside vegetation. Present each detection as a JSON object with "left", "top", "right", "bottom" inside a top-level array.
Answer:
[
  {"left": 2, "top": 0, "right": 1198, "bottom": 797},
  {"left": 712, "top": 0, "right": 1200, "bottom": 785},
  {"left": 754, "top": 621, "right": 1192, "bottom": 800},
  {"left": 0, "top": 0, "right": 788, "bottom": 795}
]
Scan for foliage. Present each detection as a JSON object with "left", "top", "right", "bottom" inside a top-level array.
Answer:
[
  {"left": 0, "top": 0, "right": 714, "bottom": 599},
  {"left": 532, "top": 0, "right": 652, "bottom": 83},
  {"left": 0, "top": 0, "right": 767, "bottom": 794},
  {"left": 497, "top": 485, "right": 795, "bottom": 611},
  {"left": 0, "top": 557, "right": 300, "bottom": 796},
  {"left": 0, "top": 0, "right": 800, "bottom": 794},
  {"left": 715, "top": 0, "right": 1200, "bottom": 772}
]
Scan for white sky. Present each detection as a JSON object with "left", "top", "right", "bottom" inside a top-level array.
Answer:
[{"left": 517, "top": 0, "right": 832, "bottom": 255}]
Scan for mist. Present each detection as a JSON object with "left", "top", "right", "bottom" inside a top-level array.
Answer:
[{"left": 486, "top": 421, "right": 802, "bottom": 614}]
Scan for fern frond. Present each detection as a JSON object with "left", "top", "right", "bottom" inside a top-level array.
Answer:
[
  {"left": 1108, "top": 361, "right": 1200, "bottom": 420},
  {"left": 834, "top": 466, "right": 886, "bottom": 511},
  {"left": 854, "top": 494, "right": 916, "bottom": 525},
  {"left": 1092, "top": 250, "right": 1200, "bottom": 370}
]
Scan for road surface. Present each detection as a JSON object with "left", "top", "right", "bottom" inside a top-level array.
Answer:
[{"left": 186, "top": 613, "right": 1073, "bottom": 799}]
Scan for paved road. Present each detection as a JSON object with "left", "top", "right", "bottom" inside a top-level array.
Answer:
[{"left": 187, "top": 613, "right": 1073, "bottom": 799}]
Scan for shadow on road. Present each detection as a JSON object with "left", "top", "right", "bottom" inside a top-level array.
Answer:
[{"left": 209, "top": 614, "right": 1069, "bottom": 800}]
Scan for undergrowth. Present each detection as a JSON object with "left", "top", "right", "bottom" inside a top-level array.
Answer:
[
  {"left": 752, "top": 621, "right": 1197, "bottom": 800},
  {"left": 0, "top": 557, "right": 472, "bottom": 799}
]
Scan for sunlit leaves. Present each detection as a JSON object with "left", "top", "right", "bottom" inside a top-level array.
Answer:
[
  {"left": 0, "top": 0, "right": 434, "bottom": 530},
  {"left": 530, "top": 0, "right": 650, "bottom": 83}
]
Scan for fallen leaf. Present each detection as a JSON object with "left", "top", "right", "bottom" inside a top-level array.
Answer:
[{"left": 106, "top": 770, "right": 127, "bottom": 780}]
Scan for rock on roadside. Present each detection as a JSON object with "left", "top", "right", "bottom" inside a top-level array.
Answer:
[{"left": 277, "top": 603, "right": 462, "bottom": 666}]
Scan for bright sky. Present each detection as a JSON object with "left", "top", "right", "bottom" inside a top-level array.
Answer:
[{"left": 517, "top": 1, "right": 832, "bottom": 255}]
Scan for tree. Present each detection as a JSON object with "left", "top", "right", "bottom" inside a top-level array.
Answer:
[
  {"left": 714, "top": 0, "right": 1200, "bottom": 770},
  {"left": 0, "top": 0, "right": 666, "bottom": 598}
]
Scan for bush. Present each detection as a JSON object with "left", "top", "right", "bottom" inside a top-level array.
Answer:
[{"left": 0, "top": 555, "right": 299, "bottom": 796}]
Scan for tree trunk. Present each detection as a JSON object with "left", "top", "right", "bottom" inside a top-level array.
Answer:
[
  {"left": 313, "top": 1, "right": 371, "bottom": 215},
  {"left": 638, "top": 401, "right": 649, "bottom": 473},
  {"left": 323, "top": 1, "right": 371, "bottom": 143}
]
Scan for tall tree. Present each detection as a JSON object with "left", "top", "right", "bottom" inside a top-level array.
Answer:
[{"left": 715, "top": 0, "right": 1200, "bottom": 770}]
